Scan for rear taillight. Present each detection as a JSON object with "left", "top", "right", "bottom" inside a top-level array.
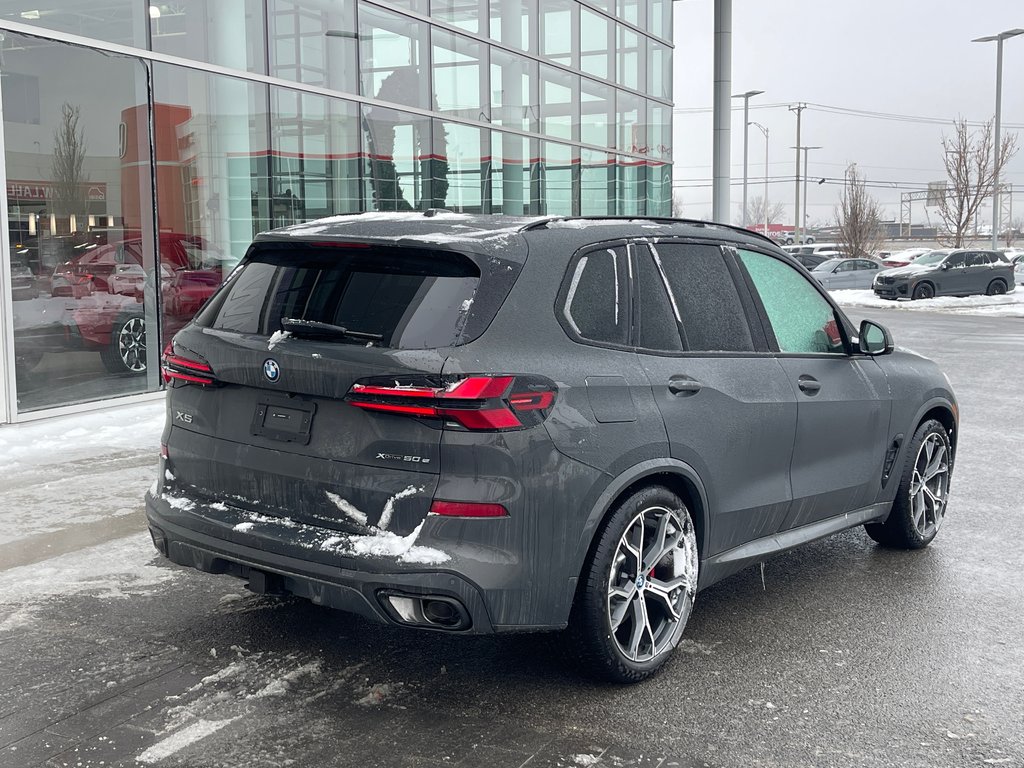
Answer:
[
  {"left": 346, "top": 375, "right": 557, "bottom": 431},
  {"left": 161, "top": 342, "right": 216, "bottom": 386}
]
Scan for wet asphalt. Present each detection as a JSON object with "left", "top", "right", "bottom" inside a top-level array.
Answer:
[{"left": 0, "top": 308, "right": 1022, "bottom": 768}]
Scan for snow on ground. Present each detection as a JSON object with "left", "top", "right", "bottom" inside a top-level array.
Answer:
[
  {"left": 0, "top": 399, "right": 165, "bottom": 471},
  {"left": 0, "top": 399, "right": 164, "bottom": 546},
  {"left": 0, "top": 532, "right": 178, "bottom": 607},
  {"left": 833, "top": 289, "right": 1024, "bottom": 317}
]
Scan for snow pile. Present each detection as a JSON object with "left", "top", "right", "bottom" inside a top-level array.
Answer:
[
  {"left": 833, "top": 289, "right": 1024, "bottom": 317},
  {"left": 267, "top": 329, "right": 291, "bottom": 350},
  {"left": 343, "top": 521, "right": 449, "bottom": 565}
]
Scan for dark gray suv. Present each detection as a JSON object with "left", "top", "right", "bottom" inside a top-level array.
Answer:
[
  {"left": 146, "top": 214, "right": 958, "bottom": 682},
  {"left": 873, "top": 248, "right": 1015, "bottom": 300}
]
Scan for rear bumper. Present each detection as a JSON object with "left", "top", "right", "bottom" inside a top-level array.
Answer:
[{"left": 146, "top": 490, "right": 502, "bottom": 633}]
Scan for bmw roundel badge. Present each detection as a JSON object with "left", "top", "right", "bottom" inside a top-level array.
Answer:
[{"left": 263, "top": 358, "right": 281, "bottom": 382}]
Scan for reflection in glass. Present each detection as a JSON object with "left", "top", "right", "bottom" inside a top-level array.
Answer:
[
  {"left": 152, "top": 64, "right": 271, "bottom": 349},
  {"left": 359, "top": 3, "right": 429, "bottom": 110},
  {"left": 541, "top": 142, "right": 575, "bottom": 215},
  {"left": 581, "top": 149, "right": 614, "bottom": 216},
  {"left": 491, "top": 132, "right": 538, "bottom": 216},
  {"left": 540, "top": 0, "right": 577, "bottom": 68},
  {"left": 617, "top": 155, "right": 646, "bottom": 216},
  {"left": 540, "top": 65, "right": 579, "bottom": 142},
  {"left": 432, "top": 29, "right": 487, "bottom": 120},
  {"left": 269, "top": 0, "right": 358, "bottom": 92},
  {"left": 616, "top": 24, "right": 645, "bottom": 92},
  {"left": 491, "top": 49, "right": 538, "bottom": 134},
  {"left": 272, "top": 89, "right": 361, "bottom": 226},
  {"left": 580, "top": 8, "right": 613, "bottom": 81},
  {"left": 648, "top": 39, "right": 671, "bottom": 101},
  {"left": 0, "top": 1, "right": 146, "bottom": 47},
  {"left": 431, "top": 0, "right": 486, "bottom": 35},
  {"left": 647, "top": 160, "right": 671, "bottom": 216},
  {"left": 362, "top": 104, "right": 432, "bottom": 211},
  {"left": 432, "top": 121, "right": 483, "bottom": 212},
  {"left": 581, "top": 78, "right": 613, "bottom": 149},
  {"left": 619, "top": 0, "right": 645, "bottom": 27},
  {"left": 648, "top": 102, "right": 671, "bottom": 161},
  {"left": 3, "top": 33, "right": 158, "bottom": 412},
  {"left": 489, "top": 0, "right": 536, "bottom": 54},
  {"left": 151, "top": 0, "right": 266, "bottom": 72},
  {"left": 617, "top": 89, "right": 646, "bottom": 154},
  {"left": 650, "top": 0, "right": 672, "bottom": 40}
]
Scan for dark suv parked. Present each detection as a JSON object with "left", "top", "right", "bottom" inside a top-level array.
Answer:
[
  {"left": 873, "top": 248, "right": 1015, "bottom": 300},
  {"left": 146, "top": 214, "right": 958, "bottom": 682}
]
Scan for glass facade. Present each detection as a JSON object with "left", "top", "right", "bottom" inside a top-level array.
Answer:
[{"left": 0, "top": 0, "right": 672, "bottom": 419}]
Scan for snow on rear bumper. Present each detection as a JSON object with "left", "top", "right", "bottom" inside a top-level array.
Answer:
[{"left": 144, "top": 490, "right": 497, "bottom": 633}]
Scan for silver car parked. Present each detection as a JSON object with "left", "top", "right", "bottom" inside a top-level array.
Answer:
[{"left": 811, "top": 258, "right": 881, "bottom": 290}]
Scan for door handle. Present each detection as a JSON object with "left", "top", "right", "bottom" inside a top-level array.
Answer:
[
  {"left": 797, "top": 375, "right": 821, "bottom": 395},
  {"left": 668, "top": 376, "right": 702, "bottom": 396}
]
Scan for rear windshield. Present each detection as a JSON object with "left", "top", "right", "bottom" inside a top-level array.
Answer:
[{"left": 196, "top": 243, "right": 483, "bottom": 349}]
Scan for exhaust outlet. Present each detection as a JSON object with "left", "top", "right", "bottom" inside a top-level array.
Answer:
[{"left": 380, "top": 592, "right": 471, "bottom": 631}]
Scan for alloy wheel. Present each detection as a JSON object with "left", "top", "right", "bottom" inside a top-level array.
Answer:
[
  {"left": 117, "top": 317, "right": 147, "bottom": 373},
  {"left": 909, "top": 433, "right": 949, "bottom": 537},
  {"left": 606, "top": 505, "right": 698, "bottom": 663}
]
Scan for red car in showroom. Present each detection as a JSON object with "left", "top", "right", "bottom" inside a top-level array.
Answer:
[{"left": 47, "top": 233, "right": 230, "bottom": 374}]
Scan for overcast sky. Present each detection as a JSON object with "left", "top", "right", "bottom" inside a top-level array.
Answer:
[{"left": 671, "top": 0, "right": 1024, "bottom": 229}]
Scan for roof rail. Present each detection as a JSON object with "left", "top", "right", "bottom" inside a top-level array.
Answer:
[{"left": 518, "top": 215, "right": 779, "bottom": 247}]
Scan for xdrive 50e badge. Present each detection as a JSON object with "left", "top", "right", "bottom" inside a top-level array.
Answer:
[{"left": 263, "top": 359, "right": 280, "bottom": 382}]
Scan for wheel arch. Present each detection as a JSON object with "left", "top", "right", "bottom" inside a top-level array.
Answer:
[
  {"left": 572, "top": 460, "right": 711, "bottom": 584},
  {"left": 915, "top": 399, "right": 958, "bottom": 460}
]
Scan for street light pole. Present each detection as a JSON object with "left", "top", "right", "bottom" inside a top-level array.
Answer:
[
  {"left": 789, "top": 104, "right": 805, "bottom": 243},
  {"left": 796, "top": 146, "right": 822, "bottom": 238},
  {"left": 733, "top": 89, "right": 764, "bottom": 227},
  {"left": 972, "top": 28, "right": 1023, "bottom": 249},
  {"left": 751, "top": 121, "right": 769, "bottom": 236}
]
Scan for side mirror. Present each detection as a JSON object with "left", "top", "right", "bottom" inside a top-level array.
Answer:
[
  {"left": 858, "top": 319, "right": 893, "bottom": 356},
  {"left": 941, "top": 263, "right": 949, "bottom": 270}
]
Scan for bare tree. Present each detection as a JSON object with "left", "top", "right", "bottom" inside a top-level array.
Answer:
[
  {"left": 670, "top": 190, "right": 685, "bottom": 218},
  {"left": 836, "top": 164, "right": 885, "bottom": 258},
  {"left": 937, "top": 118, "right": 1018, "bottom": 248},
  {"left": 1004, "top": 217, "right": 1023, "bottom": 248},
  {"left": 51, "top": 102, "right": 88, "bottom": 223},
  {"left": 739, "top": 195, "right": 786, "bottom": 230}
]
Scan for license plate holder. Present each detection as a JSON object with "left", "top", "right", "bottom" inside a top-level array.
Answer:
[{"left": 251, "top": 396, "right": 316, "bottom": 444}]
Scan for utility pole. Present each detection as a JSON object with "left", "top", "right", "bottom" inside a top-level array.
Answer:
[
  {"left": 791, "top": 145, "right": 822, "bottom": 238},
  {"left": 733, "top": 90, "right": 764, "bottom": 227},
  {"left": 711, "top": 0, "right": 733, "bottom": 223},
  {"left": 789, "top": 103, "right": 805, "bottom": 242}
]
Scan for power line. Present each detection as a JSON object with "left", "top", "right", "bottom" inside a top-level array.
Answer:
[{"left": 672, "top": 100, "right": 1024, "bottom": 130}]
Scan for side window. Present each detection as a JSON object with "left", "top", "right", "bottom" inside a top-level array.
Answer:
[
  {"left": 837, "top": 261, "right": 856, "bottom": 272},
  {"left": 562, "top": 248, "right": 629, "bottom": 345},
  {"left": 636, "top": 248, "right": 683, "bottom": 351},
  {"left": 738, "top": 249, "right": 845, "bottom": 355},
  {"left": 946, "top": 253, "right": 966, "bottom": 268},
  {"left": 859, "top": 260, "right": 878, "bottom": 271},
  {"left": 650, "top": 243, "right": 754, "bottom": 352}
]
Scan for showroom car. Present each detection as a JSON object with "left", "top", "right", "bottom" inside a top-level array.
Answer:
[
  {"left": 873, "top": 248, "right": 1015, "bottom": 300},
  {"left": 146, "top": 213, "right": 958, "bottom": 683}
]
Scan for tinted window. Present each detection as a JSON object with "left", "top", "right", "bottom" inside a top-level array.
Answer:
[
  {"left": 738, "top": 249, "right": 845, "bottom": 355},
  {"left": 636, "top": 249, "right": 683, "bottom": 351},
  {"left": 199, "top": 245, "right": 481, "bottom": 349},
  {"left": 946, "top": 253, "right": 966, "bottom": 268},
  {"left": 563, "top": 248, "right": 628, "bottom": 345},
  {"left": 651, "top": 243, "right": 753, "bottom": 352}
]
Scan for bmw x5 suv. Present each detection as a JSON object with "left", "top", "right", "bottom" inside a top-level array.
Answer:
[{"left": 146, "top": 213, "right": 958, "bottom": 682}]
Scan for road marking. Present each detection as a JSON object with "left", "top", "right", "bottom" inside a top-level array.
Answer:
[{"left": 136, "top": 717, "right": 240, "bottom": 764}]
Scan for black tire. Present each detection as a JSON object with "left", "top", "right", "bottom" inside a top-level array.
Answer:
[
  {"left": 986, "top": 279, "right": 1007, "bottom": 296},
  {"left": 911, "top": 282, "right": 934, "bottom": 300},
  {"left": 100, "top": 313, "right": 148, "bottom": 375},
  {"left": 568, "top": 485, "right": 699, "bottom": 684},
  {"left": 865, "top": 419, "right": 952, "bottom": 549}
]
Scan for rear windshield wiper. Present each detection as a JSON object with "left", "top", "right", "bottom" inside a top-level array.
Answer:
[{"left": 280, "top": 317, "right": 384, "bottom": 342}]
